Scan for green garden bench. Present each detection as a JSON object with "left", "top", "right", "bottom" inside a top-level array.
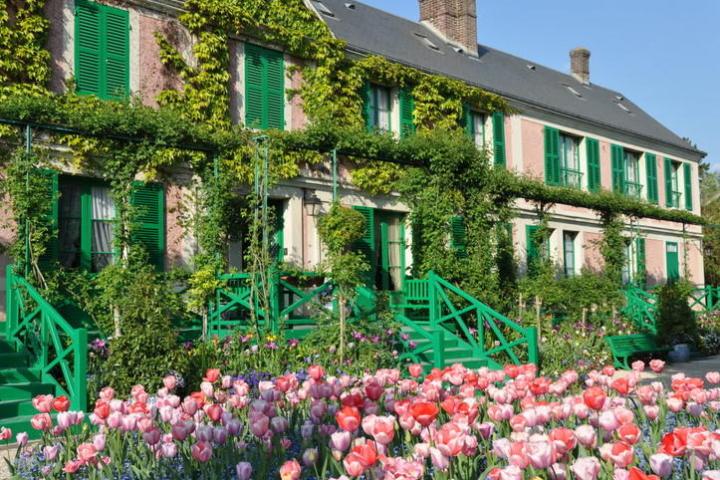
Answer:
[{"left": 605, "top": 334, "right": 669, "bottom": 370}]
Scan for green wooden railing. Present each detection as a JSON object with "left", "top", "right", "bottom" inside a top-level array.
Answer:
[
  {"left": 622, "top": 284, "right": 658, "bottom": 334},
  {"left": 396, "top": 272, "right": 538, "bottom": 369},
  {"left": 689, "top": 286, "right": 720, "bottom": 313},
  {"left": 208, "top": 271, "right": 335, "bottom": 339},
  {"left": 5, "top": 266, "right": 87, "bottom": 411}
]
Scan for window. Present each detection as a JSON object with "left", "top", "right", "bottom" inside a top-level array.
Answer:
[
  {"left": 467, "top": 111, "right": 485, "bottom": 148},
  {"left": 559, "top": 134, "right": 582, "bottom": 188},
  {"left": 624, "top": 150, "right": 642, "bottom": 198},
  {"left": 526, "top": 225, "right": 552, "bottom": 275},
  {"left": 545, "top": 127, "right": 582, "bottom": 188},
  {"left": 664, "top": 158, "right": 682, "bottom": 208},
  {"left": 364, "top": 84, "right": 392, "bottom": 132},
  {"left": 74, "top": 0, "right": 129, "bottom": 100},
  {"left": 245, "top": 43, "right": 285, "bottom": 130},
  {"left": 563, "top": 231, "right": 577, "bottom": 277},
  {"left": 59, "top": 178, "right": 116, "bottom": 272},
  {"left": 621, "top": 240, "right": 634, "bottom": 285}
]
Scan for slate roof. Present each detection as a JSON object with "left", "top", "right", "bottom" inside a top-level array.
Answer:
[{"left": 312, "top": 0, "right": 702, "bottom": 156}]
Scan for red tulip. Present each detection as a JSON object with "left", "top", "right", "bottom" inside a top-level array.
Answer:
[
  {"left": 52, "top": 396, "right": 70, "bottom": 412},
  {"left": 350, "top": 442, "right": 377, "bottom": 467},
  {"left": 628, "top": 467, "right": 661, "bottom": 480},
  {"left": 205, "top": 403, "right": 223, "bottom": 423},
  {"left": 203, "top": 369, "right": 221, "bottom": 383},
  {"left": 308, "top": 365, "right": 325, "bottom": 381},
  {"left": 343, "top": 452, "right": 366, "bottom": 477},
  {"left": 611, "top": 377, "right": 631, "bottom": 396},
  {"left": 336, "top": 406, "right": 361, "bottom": 432},
  {"left": 410, "top": 401, "right": 439, "bottom": 427},
  {"left": 408, "top": 364, "right": 423, "bottom": 378},
  {"left": 582, "top": 387, "right": 606, "bottom": 411},
  {"left": 617, "top": 423, "right": 642, "bottom": 445}
]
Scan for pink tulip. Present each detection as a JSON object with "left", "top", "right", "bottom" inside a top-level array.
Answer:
[
  {"left": 429, "top": 447, "right": 449, "bottom": 471},
  {"left": 650, "top": 453, "right": 673, "bottom": 478},
  {"left": 77, "top": 443, "right": 98, "bottom": 463},
  {"left": 330, "top": 430, "right": 351, "bottom": 452},
  {"left": 575, "top": 425, "right": 597, "bottom": 448},
  {"left": 32, "top": 394, "right": 54, "bottom": 413},
  {"left": 279, "top": 459, "right": 302, "bottom": 480},
  {"left": 31, "top": 413, "right": 52, "bottom": 431},
  {"left": 93, "top": 433, "right": 106, "bottom": 451},
  {"left": 15, "top": 432, "right": 28, "bottom": 446},
  {"left": 707, "top": 372, "right": 720, "bottom": 385},
  {"left": 43, "top": 445, "right": 59, "bottom": 461},
  {"left": 526, "top": 440, "right": 554, "bottom": 469},
  {"left": 571, "top": 456, "right": 601, "bottom": 480},
  {"left": 631, "top": 361, "right": 645, "bottom": 372},
  {"left": 250, "top": 415, "right": 269, "bottom": 437},
  {"left": 236, "top": 462, "right": 252, "bottom": 480},
  {"left": 160, "top": 442, "right": 177, "bottom": 458},
  {"left": 191, "top": 441, "right": 212, "bottom": 462},
  {"left": 499, "top": 465, "right": 523, "bottom": 480},
  {"left": 649, "top": 359, "right": 665, "bottom": 373}
]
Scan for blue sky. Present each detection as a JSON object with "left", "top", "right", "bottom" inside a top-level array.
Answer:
[{"left": 359, "top": 0, "right": 720, "bottom": 168}]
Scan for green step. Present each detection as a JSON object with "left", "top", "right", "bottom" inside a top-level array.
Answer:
[
  {"left": 0, "top": 341, "right": 16, "bottom": 354},
  {"left": 0, "top": 352, "right": 29, "bottom": 368},
  {"left": 0, "top": 399, "right": 37, "bottom": 418},
  {"left": 0, "top": 382, "right": 54, "bottom": 402},
  {"left": 442, "top": 346, "right": 476, "bottom": 360},
  {"left": 0, "top": 414, "right": 48, "bottom": 441},
  {"left": 0, "top": 368, "right": 42, "bottom": 384}
]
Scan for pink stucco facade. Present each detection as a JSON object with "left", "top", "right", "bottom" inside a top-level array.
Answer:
[{"left": 520, "top": 119, "right": 544, "bottom": 179}]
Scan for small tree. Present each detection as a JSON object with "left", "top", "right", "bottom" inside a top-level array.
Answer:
[
  {"left": 656, "top": 280, "right": 697, "bottom": 347},
  {"left": 317, "top": 203, "right": 369, "bottom": 363}
]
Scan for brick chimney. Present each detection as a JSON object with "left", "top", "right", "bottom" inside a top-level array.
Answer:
[
  {"left": 419, "top": 0, "right": 478, "bottom": 56},
  {"left": 570, "top": 47, "right": 591, "bottom": 85}
]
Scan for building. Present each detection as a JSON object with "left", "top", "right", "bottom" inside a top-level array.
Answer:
[{"left": 0, "top": 0, "right": 705, "bottom": 322}]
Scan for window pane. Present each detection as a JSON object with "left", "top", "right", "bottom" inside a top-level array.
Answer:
[
  {"left": 563, "top": 232, "right": 576, "bottom": 277},
  {"left": 377, "top": 88, "right": 391, "bottom": 131},
  {"left": 60, "top": 183, "right": 82, "bottom": 218},
  {"left": 92, "top": 221, "right": 114, "bottom": 254},
  {"left": 91, "top": 186, "right": 115, "bottom": 220},
  {"left": 473, "top": 113, "right": 485, "bottom": 147}
]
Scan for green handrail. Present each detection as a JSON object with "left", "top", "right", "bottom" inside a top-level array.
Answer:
[
  {"left": 689, "top": 286, "right": 720, "bottom": 313},
  {"left": 5, "top": 266, "right": 87, "bottom": 411},
  {"left": 622, "top": 285, "right": 658, "bottom": 334}
]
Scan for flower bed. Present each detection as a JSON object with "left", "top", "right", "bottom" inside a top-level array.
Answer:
[{"left": 6, "top": 360, "right": 720, "bottom": 479}]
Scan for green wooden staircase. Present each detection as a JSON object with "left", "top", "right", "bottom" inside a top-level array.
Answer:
[
  {"left": 2, "top": 267, "right": 88, "bottom": 437},
  {"left": 209, "top": 270, "right": 539, "bottom": 370},
  {"left": 392, "top": 273, "right": 538, "bottom": 370}
]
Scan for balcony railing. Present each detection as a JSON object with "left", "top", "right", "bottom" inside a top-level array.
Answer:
[
  {"left": 668, "top": 191, "right": 682, "bottom": 208},
  {"left": 624, "top": 181, "right": 643, "bottom": 199},
  {"left": 560, "top": 168, "right": 583, "bottom": 189}
]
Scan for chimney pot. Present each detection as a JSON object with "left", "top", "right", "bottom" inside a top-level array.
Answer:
[
  {"left": 419, "top": 0, "right": 478, "bottom": 56},
  {"left": 570, "top": 47, "right": 591, "bottom": 85}
]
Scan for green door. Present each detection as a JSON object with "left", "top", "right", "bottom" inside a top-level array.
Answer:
[
  {"left": 666, "top": 242, "right": 679, "bottom": 283},
  {"left": 377, "top": 211, "right": 406, "bottom": 291}
]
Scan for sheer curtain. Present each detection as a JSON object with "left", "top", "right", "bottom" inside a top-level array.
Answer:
[
  {"left": 91, "top": 187, "right": 115, "bottom": 271},
  {"left": 387, "top": 217, "right": 402, "bottom": 291}
]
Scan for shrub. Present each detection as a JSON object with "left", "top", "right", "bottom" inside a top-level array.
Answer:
[{"left": 656, "top": 280, "right": 697, "bottom": 347}]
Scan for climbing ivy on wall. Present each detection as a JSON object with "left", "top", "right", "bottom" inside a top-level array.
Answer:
[{"left": 0, "top": 0, "right": 50, "bottom": 100}]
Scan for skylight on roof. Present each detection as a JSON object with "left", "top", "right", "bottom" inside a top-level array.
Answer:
[
  {"left": 526, "top": 64, "right": 536, "bottom": 71},
  {"left": 344, "top": 2, "right": 356, "bottom": 9},
  {"left": 313, "top": 1, "right": 335, "bottom": 17},
  {"left": 564, "top": 85, "right": 583, "bottom": 98},
  {"left": 413, "top": 33, "right": 441, "bottom": 52},
  {"left": 617, "top": 102, "right": 631, "bottom": 113}
]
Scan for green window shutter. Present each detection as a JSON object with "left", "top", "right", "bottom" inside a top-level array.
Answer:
[
  {"left": 526, "top": 225, "right": 539, "bottom": 275},
  {"left": 646, "top": 154, "right": 658, "bottom": 204},
  {"left": 361, "top": 83, "right": 374, "bottom": 131},
  {"left": 265, "top": 48, "right": 285, "bottom": 130},
  {"left": 544, "top": 126, "right": 560, "bottom": 185},
  {"left": 352, "top": 206, "right": 376, "bottom": 287},
  {"left": 611, "top": 144, "right": 625, "bottom": 193},
  {"left": 130, "top": 182, "right": 165, "bottom": 271},
  {"left": 245, "top": 44, "right": 264, "bottom": 129},
  {"left": 636, "top": 237, "right": 646, "bottom": 287},
  {"left": 683, "top": 163, "right": 693, "bottom": 211},
  {"left": 450, "top": 216, "right": 468, "bottom": 258},
  {"left": 269, "top": 200, "right": 285, "bottom": 263},
  {"left": 586, "top": 137, "right": 601, "bottom": 192},
  {"left": 462, "top": 104, "right": 474, "bottom": 138},
  {"left": 37, "top": 169, "right": 60, "bottom": 270},
  {"left": 244, "top": 44, "right": 285, "bottom": 130},
  {"left": 103, "top": 5, "right": 129, "bottom": 100},
  {"left": 399, "top": 88, "right": 415, "bottom": 138},
  {"left": 75, "top": 0, "right": 102, "bottom": 96},
  {"left": 492, "top": 111, "right": 506, "bottom": 167},
  {"left": 664, "top": 157, "right": 674, "bottom": 207}
]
